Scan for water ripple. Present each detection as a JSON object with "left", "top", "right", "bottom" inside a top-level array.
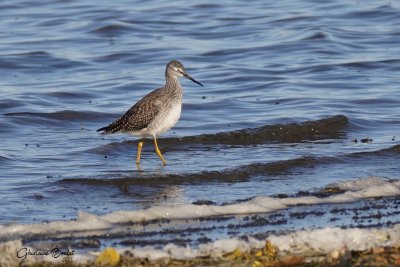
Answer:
[
  {"left": 1, "top": 0, "right": 399, "bottom": 228},
  {"left": 60, "top": 144, "right": 400, "bottom": 187}
]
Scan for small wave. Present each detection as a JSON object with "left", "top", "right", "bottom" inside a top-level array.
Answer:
[
  {"left": 60, "top": 156, "right": 322, "bottom": 186},
  {"left": 0, "top": 51, "right": 87, "bottom": 71},
  {"left": 192, "top": 3, "right": 222, "bottom": 9},
  {"left": 339, "top": 58, "right": 400, "bottom": 70},
  {"left": 350, "top": 144, "right": 400, "bottom": 156},
  {"left": 0, "top": 98, "right": 26, "bottom": 110},
  {"left": 4, "top": 110, "right": 110, "bottom": 122},
  {"left": 271, "top": 15, "right": 316, "bottom": 24},
  {"left": 0, "top": 121, "right": 19, "bottom": 133},
  {"left": 92, "top": 52, "right": 138, "bottom": 63},
  {"left": 90, "top": 23, "right": 134, "bottom": 37},
  {"left": 68, "top": 144, "right": 400, "bottom": 187},
  {"left": 302, "top": 31, "right": 328, "bottom": 40},
  {"left": 44, "top": 91, "right": 95, "bottom": 99},
  {"left": 346, "top": 4, "right": 398, "bottom": 21},
  {"left": 1, "top": 177, "right": 399, "bottom": 240},
  {"left": 165, "top": 115, "right": 348, "bottom": 146},
  {"left": 0, "top": 155, "right": 12, "bottom": 162},
  {"left": 88, "top": 115, "right": 348, "bottom": 155}
]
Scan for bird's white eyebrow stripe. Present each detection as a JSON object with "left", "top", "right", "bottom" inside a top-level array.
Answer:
[{"left": 172, "top": 66, "right": 184, "bottom": 73}]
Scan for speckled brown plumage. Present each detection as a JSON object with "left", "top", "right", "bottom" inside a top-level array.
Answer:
[
  {"left": 97, "top": 88, "right": 163, "bottom": 134},
  {"left": 97, "top": 60, "right": 202, "bottom": 137},
  {"left": 97, "top": 60, "right": 203, "bottom": 165}
]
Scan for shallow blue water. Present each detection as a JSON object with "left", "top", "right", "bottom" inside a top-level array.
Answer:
[{"left": 0, "top": 0, "right": 399, "bottom": 237}]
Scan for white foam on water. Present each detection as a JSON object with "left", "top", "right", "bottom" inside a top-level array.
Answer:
[
  {"left": 0, "top": 177, "right": 398, "bottom": 239},
  {"left": 124, "top": 223, "right": 400, "bottom": 261},
  {"left": 111, "top": 238, "right": 261, "bottom": 261},
  {"left": 0, "top": 211, "right": 112, "bottom": 238},
  {"left": 100, "top": 177, "right": 400, "bottom": 225},
  {"left": 0, "top": 177, "right": 399, "bottom": 265},
  {"left": 2, "top": 224, "right": 399, "bottom": 264},
  {"left": 333, "top": 176, "right": 398, "bottom": 191},
  {"left": 268, "top": 224, "right": 400, "bottom": 254}
]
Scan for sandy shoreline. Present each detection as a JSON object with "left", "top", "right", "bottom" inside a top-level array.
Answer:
[
  {"left": 2, "top": 223, "right": 399, "bottom": 267},
  {"left": 7, "top": 243, "right": 400, "bottom": 267}
]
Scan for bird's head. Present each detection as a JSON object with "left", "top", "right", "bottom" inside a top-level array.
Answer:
[{"left": 166, "top": 60, "right": 203, "bottom": 86}]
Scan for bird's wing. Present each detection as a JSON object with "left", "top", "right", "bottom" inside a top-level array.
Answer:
[{"left": 97, "top": 88, "right": 162, "bottom": 134}]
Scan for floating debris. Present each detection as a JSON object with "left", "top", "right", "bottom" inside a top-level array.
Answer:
[{"left": 360, "top": 137, "right": 373, "bottom": 143}]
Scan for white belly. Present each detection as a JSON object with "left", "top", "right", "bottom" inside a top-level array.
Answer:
[{"left": 151, "top": 103, "right": 182, "bottom": 136}]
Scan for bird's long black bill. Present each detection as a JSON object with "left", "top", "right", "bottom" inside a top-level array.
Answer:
[{"left": 184, "top": 73, "right": 203, "bottom": 86}]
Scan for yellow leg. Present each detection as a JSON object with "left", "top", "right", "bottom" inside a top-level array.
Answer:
[
  {"left": 154, "top": 137, "right": 167, "bottom": 165},
  {"left": 136, "top": 141, "right": 144, "bottom": 165}
]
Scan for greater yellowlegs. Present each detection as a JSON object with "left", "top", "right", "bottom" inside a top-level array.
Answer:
[{"left": 97, "top": 60, "right": 203, "bottom": 165}]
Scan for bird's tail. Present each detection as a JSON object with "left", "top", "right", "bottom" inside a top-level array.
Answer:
[
  {"left": 96, "top": 126, "right": 110, "bottom": 134},
  {"left": 97, "top": 119, "right": 123, "bottom": 134}
]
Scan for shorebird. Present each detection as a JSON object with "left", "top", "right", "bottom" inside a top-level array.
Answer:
[{"left": 97, "top": 60, "right": 203, "bottom": 165}]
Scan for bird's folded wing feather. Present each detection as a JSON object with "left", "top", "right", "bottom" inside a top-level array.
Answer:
[{"left": 98, "top": 88, "right": 162, "bottom": 134}]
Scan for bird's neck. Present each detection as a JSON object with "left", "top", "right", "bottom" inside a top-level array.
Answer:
[{"left": 165, "top": 75, "right": 181, "bottom": 90}]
